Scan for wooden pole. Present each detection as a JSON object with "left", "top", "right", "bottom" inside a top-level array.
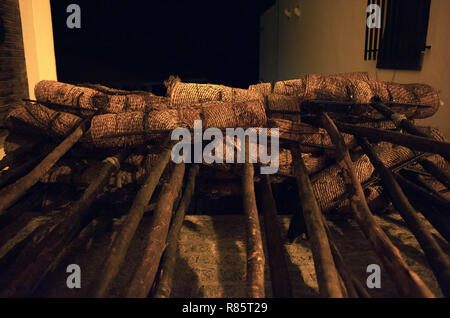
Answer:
[
  {"left": 89, "top": 143, "right": 174, "bottom": 297},
  {"left": 321, "top": 112, "right": 435, "bottom": 298},
  {"left": 400, "top": 170, "right": 450, "bottom": 206},
  {"left": 359, "top": 137, "right": 450, "bottom": 297},
  {"left": 400, "top": 187, "right": 450, "bottom": 244},
  {"left": 125, "top": 162, "right": 186, "bottom": 298},
  {"left": 334, "top": 121, "right": 450, "bottom": 162},
  {"left": 154, "top": 165, "right": 200, "bottom": 298},
  {"left": 324, "top": 225, "right": 370, "bottom": 298},
  {"left": 259, "top": 174, "right": 293, "bottom": 298},
  {"left": 242, "top": 137, "right": 265, "bottom": 298},
  {"left": 0, "top": 115, "right": 94, "bottom": 215},
  {"left": 0, "top": 150, "right": 129, "bottom": 297},
  {"left": 369, "top": 101, "right": 450, "bottom": 190},
  {"left": 394, "top": 173, "right": 450, "bottom": 210},
  {"left": 419, "top": 159, "right": 450, "bottom": 191},
  {"left": 290, "top": 145, "right": 344, "bottom": 298}
]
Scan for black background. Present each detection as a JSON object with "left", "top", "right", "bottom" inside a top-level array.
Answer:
[{"left": 50, "top": 0, "right": 274, "bottom": 92}]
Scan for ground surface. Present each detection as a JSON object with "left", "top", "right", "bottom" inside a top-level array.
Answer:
[{"left": 32, "top": 214, "right": 445, "bottom": 298}]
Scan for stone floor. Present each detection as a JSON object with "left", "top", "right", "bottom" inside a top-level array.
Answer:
[{"left": 32, "top": 213, "right": 446, "bottom": 298}]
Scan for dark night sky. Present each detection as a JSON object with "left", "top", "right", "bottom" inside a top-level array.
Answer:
[{"left": 50, "top": 0, "right": 274, "bottom": 91}]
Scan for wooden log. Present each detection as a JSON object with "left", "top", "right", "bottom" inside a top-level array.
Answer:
[
  {"left": 369, "top": 101, "right": 450, "bottom": 190},
  {"left": 290, "top": 146, "right": 344, "bottom": 298},
  {"left": 259, "top": 174, "right": 293, "bottom": 298},
  {"left": 153, "top": 165, "right": 200, "bottom": 298},
  {"left": 359, "top": 137, "right": 450, "bottom": 297},
  {"left": 0, "top": 150, "right": 129, "bottom": 297},
  {"left": 89, "top": 143, "right": 174, "bottom": 297},
  {"left": 0, "top": 115, "right": 94, "bottom": 215},
  {"left": 242, "top": 137, "right": 265, "bottom": 298},
  {"left": 334, "top": 121, "right": 450, "bottom": 162},
  {"left": 126, "top": 162, "right": 186, "bottom": 298},
  {"left": 321, "top": 112, "right": 435, "bottom": 298}
]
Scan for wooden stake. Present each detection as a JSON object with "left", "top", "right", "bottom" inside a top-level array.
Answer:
[
  {"left": 321, "top": 113, "right": 435, "bottom": 298},
  {"left": 0, "top": 150, "right": 129, "bottom": 297},
  {"left": 259, "top": 174, "right": 292, "bottom": 298},
  {"left": 290, "top": 146, "right": 344, "bottom": 298},
  {"left": 154, "top": 165, "right": 199, "bottom": 298},
  {"left": 126, "top": 162, "right": 186, "bottom": 298},
  {"left": 242, "top": 137, "right": 265, "bottom": 298},
  {"left": 359, "top": 137, "right": 450, "bottom": 297},
  {"left": 0, "top": 115, "right": 94, "bottom": 215},
  {"left": 89, "top": 143, "right": 174, "bottom": 297},
  {"left": 334, "top": 121, "right": 450, "bottom": 162}
]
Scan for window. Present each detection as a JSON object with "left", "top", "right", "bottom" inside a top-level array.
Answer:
[{"left": 364, "top": 0, "right": 431, "bottom": 70}]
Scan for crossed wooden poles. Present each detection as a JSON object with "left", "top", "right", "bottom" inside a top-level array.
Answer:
[{"left": 0, "top": 100, "right": 449, "bottom": 298}]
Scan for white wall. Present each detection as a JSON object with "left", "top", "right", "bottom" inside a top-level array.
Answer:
[
  {"left": 19, "top": 0, "right": 57, "bottom": 99},
  {"left": 260, "top": 0, "right": 450, "bottom": 137}
]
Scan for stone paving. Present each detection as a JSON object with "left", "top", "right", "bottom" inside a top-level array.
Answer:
[{"left": 35, "top": 213, "right": 446, "bottom": 297}]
